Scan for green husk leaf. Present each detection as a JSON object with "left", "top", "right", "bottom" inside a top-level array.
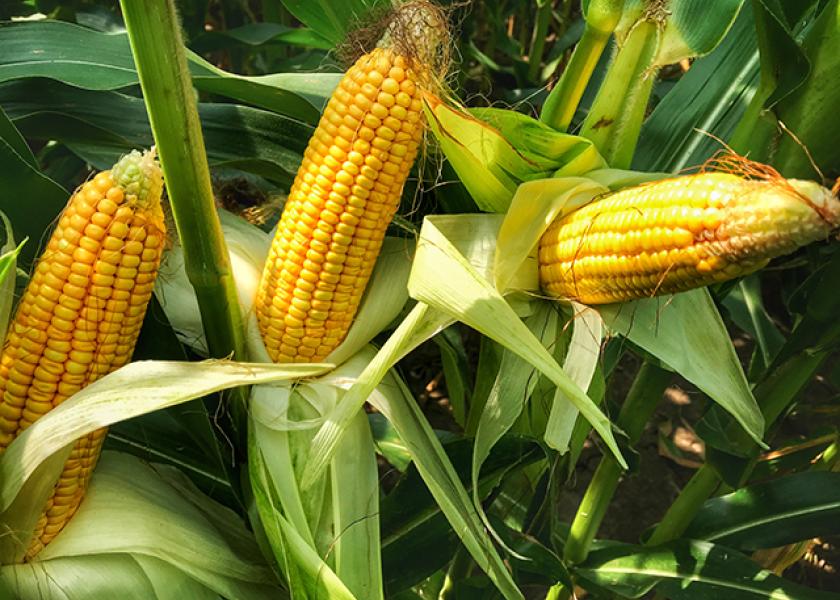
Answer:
[
  {"left": 275, "top": 336, "right": 523, "bottom": 598},
  {"left": 409, "top": 216, "right": 625, "bottom": 467},
  {"left": 545, "top": 302, "right": 604, "bottom": 452},
  {"left": 0, "top": 212, "right": 24, "bottom": 344},
  {"left": 302, "top": 303, "right": 452, "bottom": 490},
  {"left": 494, "top": 177, "right": 607, "bottom": 292},
  {"left": 472, "top": 107, "right": 608, "bottom": 173},
  {"left": 331, "top": 410, "right": 382, "bottom": 600},
  {"left": 158, "top": 207, "right": 412, "bottom": 363},
  {"left": 423, "top": 97, "right": 517, "bottom": 213},
  {"left": 2, "top": 452, "right": 281, "bottom": 598},
  {"left": 249, "top": 429, "right": 356, "bottom": 599},
  {"left": 3, "top": 553, "right": 220, "bottom": 600},
  {"left": 249, "top": 353, "right": 387, "bottom": 599},
  {"left": 0, "top": 360, "right": 328, "bottom": 516},
  {"left": 423, "top": 97, "right": 608, "bottom": 214}
]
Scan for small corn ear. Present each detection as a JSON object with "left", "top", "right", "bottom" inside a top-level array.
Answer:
[
  {"left": 539, "top": 172, "right": 840, "bottom": 304},
  {"left": 0, "top": 150, "right": 166, "bottom": 559}
]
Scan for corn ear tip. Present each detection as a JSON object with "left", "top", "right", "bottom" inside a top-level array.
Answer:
[{"left": 111, "top": 148, "right": 164, "bottom": 208}]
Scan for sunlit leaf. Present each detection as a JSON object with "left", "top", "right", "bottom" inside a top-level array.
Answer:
[
  {"left": 0, "top": 20, "right": 337, "bottom": 122},
  {"left": 599, "top": 291, "right": 764, "bottom": 447}
]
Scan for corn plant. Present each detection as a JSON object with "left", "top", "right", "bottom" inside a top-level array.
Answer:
[{"left": 1, "top": 0, "right": 839, "bottom": 599}]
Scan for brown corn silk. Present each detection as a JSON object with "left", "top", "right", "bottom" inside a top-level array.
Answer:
[
  {"left": 539, "top": 164, "right": 840, "bottom": 304},
  {"left": 256, "top": 46, "right": 428, "bottom": 363},
  {"left": 0, "top": 150, "right": 165, "bottom": 559}
]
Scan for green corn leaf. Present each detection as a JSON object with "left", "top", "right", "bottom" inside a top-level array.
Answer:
[
  {"left": 655, "top": 0, "right": 746, "bottom": 67},
  {"left": 577, "top": 539, "right": 835, "bottom": 599},
  {"left": 0, "top": 20, "right": 338, "bottom": 123},
  {"left": 471, "top": 303, "right": 557, "bottom": 544},
  {"left": 366, "top": 353, "right": 525, "bottom": 600},
  {"left": 382, "top": 436, "right": 542, "bottom": 594},
  {"left": 685, "top": 471, "right": 840, "bottom": 551},
  {"left": 0, "top": 105, "right": 67, "bottom": 268},
  {"left": 190, "top": 23, "right": 332, "bottom": 53},
  {"left": 544, "top": 302, "right": 604, "bottom": 453},
  {"left": 0, "top": 79, "right": 311, "bottom": 183},
  {"left": 278, "top": 0, "right": 387, "bottom": 46},
  {"left": 331, "top": 410, "right": 383, "bottom": 600},
  {"left": 599, "top": 291, "right": 765, "bottom": 447},
  {"left": 634, "top": 5, "right": 759, "bottom": 172}
]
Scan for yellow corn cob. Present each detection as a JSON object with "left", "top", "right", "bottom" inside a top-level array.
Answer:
[
  {"left": 539, "top": 171, "right": 840, "bottom": 304},
  {"left": 0, "top": 150, "right": 165, "bottom": 559},
  {"left": 256, "top": 47, "right": 426, "bottom": 363}
]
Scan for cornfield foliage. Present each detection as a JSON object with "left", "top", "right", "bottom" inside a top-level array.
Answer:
[{"left": 1, "top": 0, "right": 839, "bottom": 599}]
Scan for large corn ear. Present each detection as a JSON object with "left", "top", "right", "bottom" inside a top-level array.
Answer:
[
  {"left": 0, "top": 150, "right": 166, "bottom": 559},
  {"left": 256, "top": 47, "right": 428, "bottom": 363},
  {"left": 539, "top": 172, "right": 840, "bottom": 304}
]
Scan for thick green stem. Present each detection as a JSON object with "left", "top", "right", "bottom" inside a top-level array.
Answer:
[
  {"left": 527, "top": 0, "right": 554, "bottom": 83},
  {"left": 579, "top": 20, "right": 659, "bottom": 168},
  {"left": 563, "top": 362, "right": 672, "bottom": 565},
  {"left": 541, "top": 25, "right": 613, "bottom": 131},
  {"left": 120, "top": 0, "right": 249, "bottom": 428},
  {"left": 540, "top": 0, "right": 626, "bottom": 131},
  {"left": 645, "top": 464, "right": 720, "bottom": 546}
]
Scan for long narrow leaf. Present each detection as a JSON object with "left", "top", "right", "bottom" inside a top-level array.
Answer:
[
  {"left": 0, "top": 360, "right": 329, "bottom": 513},
  {"left": 577, "top": 539, "right": 835, "bottom": 599},
  {"left": 685, "top": 471, "right": 840, "bottom": 550},
  {"left": 368, "top": 356, "right": 524, "bottom": 600}
]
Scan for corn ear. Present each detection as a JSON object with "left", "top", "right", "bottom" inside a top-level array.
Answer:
[
  {"left": 539, "top": 172, "right": 840, "bottom": 304},
  {"left": 256, "top": 47, "right": 427, "bottom": 364},
  {"left": 0, "top": 150, "right": 165, "bottom": 559}
]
